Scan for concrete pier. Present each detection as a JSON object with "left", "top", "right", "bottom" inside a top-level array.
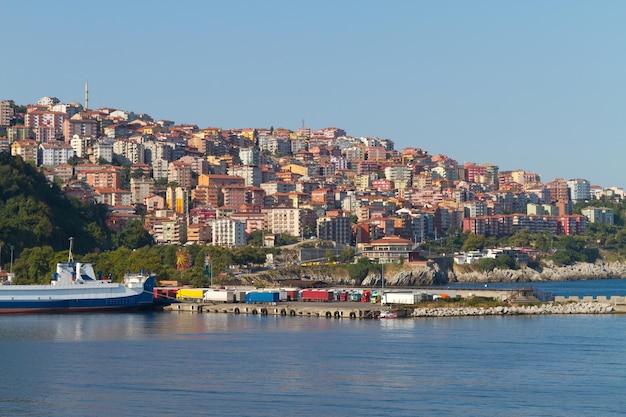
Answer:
[
  {"left": 165, "top": 301, "right": 406, "bottom": 319},
  {"left": 554, "top": 295, "right": 626, "bottom": 313}
]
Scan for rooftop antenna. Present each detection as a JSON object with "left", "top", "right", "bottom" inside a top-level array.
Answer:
[
  {"left": 84, "top": 81, "right": 89, "bottom": 110},
  {"left": 68, "top": 237, "right": 74, "bottom": 263}
]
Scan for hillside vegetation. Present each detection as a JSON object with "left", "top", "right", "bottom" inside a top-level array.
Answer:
[{"left": 0, "top": 154, "right": 110, "bottom": 255}]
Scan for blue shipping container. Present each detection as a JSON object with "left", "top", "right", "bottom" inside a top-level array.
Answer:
[{"left": 245, "top": 291, "right": 280, "bottom": 304}]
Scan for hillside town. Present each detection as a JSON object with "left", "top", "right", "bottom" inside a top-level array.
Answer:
[{"left": 0, "top": 95, "right": 622, "bottom": 264}]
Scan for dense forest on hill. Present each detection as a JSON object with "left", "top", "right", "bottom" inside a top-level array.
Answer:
[
  {"left": 0, "top": 154, "right": 272, "bottom": 285},
  {"left": 0, "top": 153, "right": 111, "bottom": 255}
]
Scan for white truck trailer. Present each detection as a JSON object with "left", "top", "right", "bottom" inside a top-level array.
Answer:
[
  {"left": 203, "top": 289, "right": 235, "bottom": 303},
  {"left": 382, "top": 292, "right": 421, "bottom": 305}
]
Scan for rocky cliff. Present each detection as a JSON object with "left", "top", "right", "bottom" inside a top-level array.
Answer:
[
  {"left": 361, "top": 262, "right": 449, "bottom": 287},
  {"left": 451, "top": 260, "right": 626, "bottom": 283},
  {"left": 253, "top": 259, "right": 626, "bottom": 287}
]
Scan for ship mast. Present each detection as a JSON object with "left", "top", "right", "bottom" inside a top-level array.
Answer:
[{"left": 68, "top": 237, "right": 74, "bottom": 263}]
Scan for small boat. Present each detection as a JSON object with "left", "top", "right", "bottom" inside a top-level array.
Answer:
[
  {"left": 379, "top": 310, "right": 398, "bottom": 319},
  {"left": 0, "top": 239, "right": 168, "bottom": 314}
]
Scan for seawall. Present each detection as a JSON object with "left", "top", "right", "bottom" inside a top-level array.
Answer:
[
  {"left": 410, "top": 302, "right": 616, "bottom": 317},
  {"left": 165, "top": 299, "right": 623, "bottom": 318}
]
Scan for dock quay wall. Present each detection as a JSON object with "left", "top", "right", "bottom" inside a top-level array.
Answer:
[
  {"left": 165, "top": 299, "right": 621, "bottom": 317},
  {"left": 166, "top": 302, "right": 386, "bottom": 319},
  {"left": 554, "top": 295, "right": 626, "bottom": 312}
]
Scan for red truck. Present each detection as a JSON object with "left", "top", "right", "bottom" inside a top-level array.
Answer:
[{"left": 301, "top": 289, "right": 334, "bottom": 302}]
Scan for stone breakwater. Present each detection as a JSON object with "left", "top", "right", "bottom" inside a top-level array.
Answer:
[
  {"left": 410, "top": 302, "right": 615, "bottom": 317},
  {"left": 451, "top": 260, "right": 626, "bottom": 283}
]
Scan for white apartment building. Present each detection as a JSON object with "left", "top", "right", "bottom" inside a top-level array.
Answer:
[
  {"left": 113, "top": 139, "right": 145, "bottom": 165},
  {"left": 211, "top": 218, "right": 246, "bottom": 246},
  {"left": 130, "top": 177, "right": 155, "bottom": 205},
  {"left": 39, "top": 143, "right": 75, "bottom": 167},
  {"left": 144, "top": 140, "right": 174, "bottom": 163},
  {"left": 567, "top": 178, "right": 591, "bottom": 203},
  {"left": 0, "top": 100, "right": 14, "bottom": 126},
  {"left": 239, "top": 147, "right": 260, "bottom": 166},
  {"left": 70, "top": 135, "right": 92, "bottom": 158},
  {"left": 230, "top": 165, "right": 262, "bottom": 187},
  {"left": 384, "top": 165, "right": 413, "bottom": 189},
  {"left": 93, "top": 140, "right": 114, "bottom": 163},
  {"left": 264, "top": 207, "right": 302, "bottom": 238},
  {"left": 152, "top": 158, "right": 169, "bottom": 180}
]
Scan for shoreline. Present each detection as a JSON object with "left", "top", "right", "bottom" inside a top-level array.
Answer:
[
  {"left": 166, "top": 300, "right": 623, "bottom": 318},
  {"left": 409, "top": 301, "right": 619, "bottom": 317}
]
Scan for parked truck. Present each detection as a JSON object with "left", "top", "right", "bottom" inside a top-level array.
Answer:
[
  {"left": 244, "top": 291, "right": 280, "bottom": 304},
  {"left": 301, "top": 289, "right": 334, "bottom": 302},
  {"left": 382, "top": 292, "right": 421, "bottom": 305},
  {"left": 176, "top": 288, "right": 206, "bottom": 302},
  {"left": 154, "top": 287, "right": 178, "bottom": 300},
  {"left": 281, "top": 288, "right": 299, "bottom": 301},
  {"left": 203, "top": 289, "right": 235, "bottom": 303}
]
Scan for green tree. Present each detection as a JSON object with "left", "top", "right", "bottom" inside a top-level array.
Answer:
[
  {"left": 347, "top": 257, "right": 371, "bottom": 283},
  {"left": 275, "top": 233, "right": 298, "bottom": 246},
  {"left": 339, "top": 247, "right": 356, "bottom": 263},
  {"left": 475, "top": 257, "right": 496, "bottom": 272},
  {"left": 494, "top": 253, "right": 517, "bottom": 269},
  {"left": 66, "top": 155, "right": 81, "bottom": 167},
  {"left": 550, "top": 249, "right": 579, "bottom": 266},
  {"left": 462, "top": 234, "right": 485, "bottom": 252},
  {"left": 508, "top": 229, "right": 533, "bottom": 247},
  {"left": 248, "top": 230, "right": 264, "bottom": 246},
  {"left": 12, "top": 246, "right": 56, "bottom": 284},
  {"left": 86, "top": 222, "right": 110, "bottom": 250},
  {"left": 114, "top": 220, "right": 153, "bottom": 249}
]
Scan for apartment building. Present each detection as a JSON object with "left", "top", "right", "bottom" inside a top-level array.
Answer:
[
  {"left": 130, "top": 177, "right": 155, "bottom": 205},
  {"left": 93, "top": 140, "right": 114, "bottom": 163},
  {"left": 210, "top": 218, "right": 246, "bottom": 246},
  {"left": 168, "top": 160, "right": 194, "bottom": 189},
  {"left": 384, "top": 165, "right": 413, "bottom": 189},
  {"left": 316, "top": 216, "right": 352, "bottom": 244},
  {"left": 581, "top": 207, "right": 614, "bottom": 225},
  {"left": 264, "top": 207, "right": 302, "bottom": 237},
  {"left": 82, "top": 168, "right": 121, "bottom": 189},
  {"left": 0, "top": 100, "right": 14, "bottom": 126},
  {"left": 166, "top": 186, "right": 189, "bottom": 214},
  {"left": 187, "top": 223, "right": 211, "bottom": 243},
  {"left": 39, "top": 142, "right": 75, "bottom": 167},
  {"left": 567, "top": 178, "right": 591, "bottom": 203},
  {"left": 113, "top": 139, "right": 144, "bottom": 165},
  {"left": 24, "top": 109, "right": 65, "bottom": 139},
  {"left": 230, "top": 165, "right": 262, "bottom": 187},
  {"left": 191, "top": 186, "right": 220, "bottom": 208},
  {"left": 11, "top": 140, "right": 38, "bottom": 163},
  {"left": 63, "top": 114, "right": 98, "bottom": 140}
]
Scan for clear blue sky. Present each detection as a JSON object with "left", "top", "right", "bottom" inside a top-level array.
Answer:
[{"left": 2, "top": 1, "right": 625, "bottom": 188}]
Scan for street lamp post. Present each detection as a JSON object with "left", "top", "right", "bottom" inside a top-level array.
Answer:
[
  {"left": 381, "top": 262, "right": 384, "bottom": 306},
  {"left": 10, "top": 245, "right": 14, "bottom": 274},
  {"left": 205, "top": 252, "right": 213, "bottom": 287}
]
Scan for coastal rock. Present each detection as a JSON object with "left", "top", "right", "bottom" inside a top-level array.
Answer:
[
  {"left": 361, "top": 262, "right": 447, "bottom": 287},
  {"left": 451, "top": 260, "right": 626, "bottom": 283},
  {"left": 410, "top": 302, "right": 615, "bottom": 317},
  {"left": 255, "top": 258, "right": 626, "bottom": 287}
]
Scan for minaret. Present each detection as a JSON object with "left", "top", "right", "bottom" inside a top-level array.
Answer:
[{"left": 84, "top": 81, "right": 89, "bottom": 110}]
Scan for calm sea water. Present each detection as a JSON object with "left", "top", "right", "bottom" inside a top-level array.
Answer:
[{"left": 1, "top": 280, "right": 626, "bottom": 417}]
